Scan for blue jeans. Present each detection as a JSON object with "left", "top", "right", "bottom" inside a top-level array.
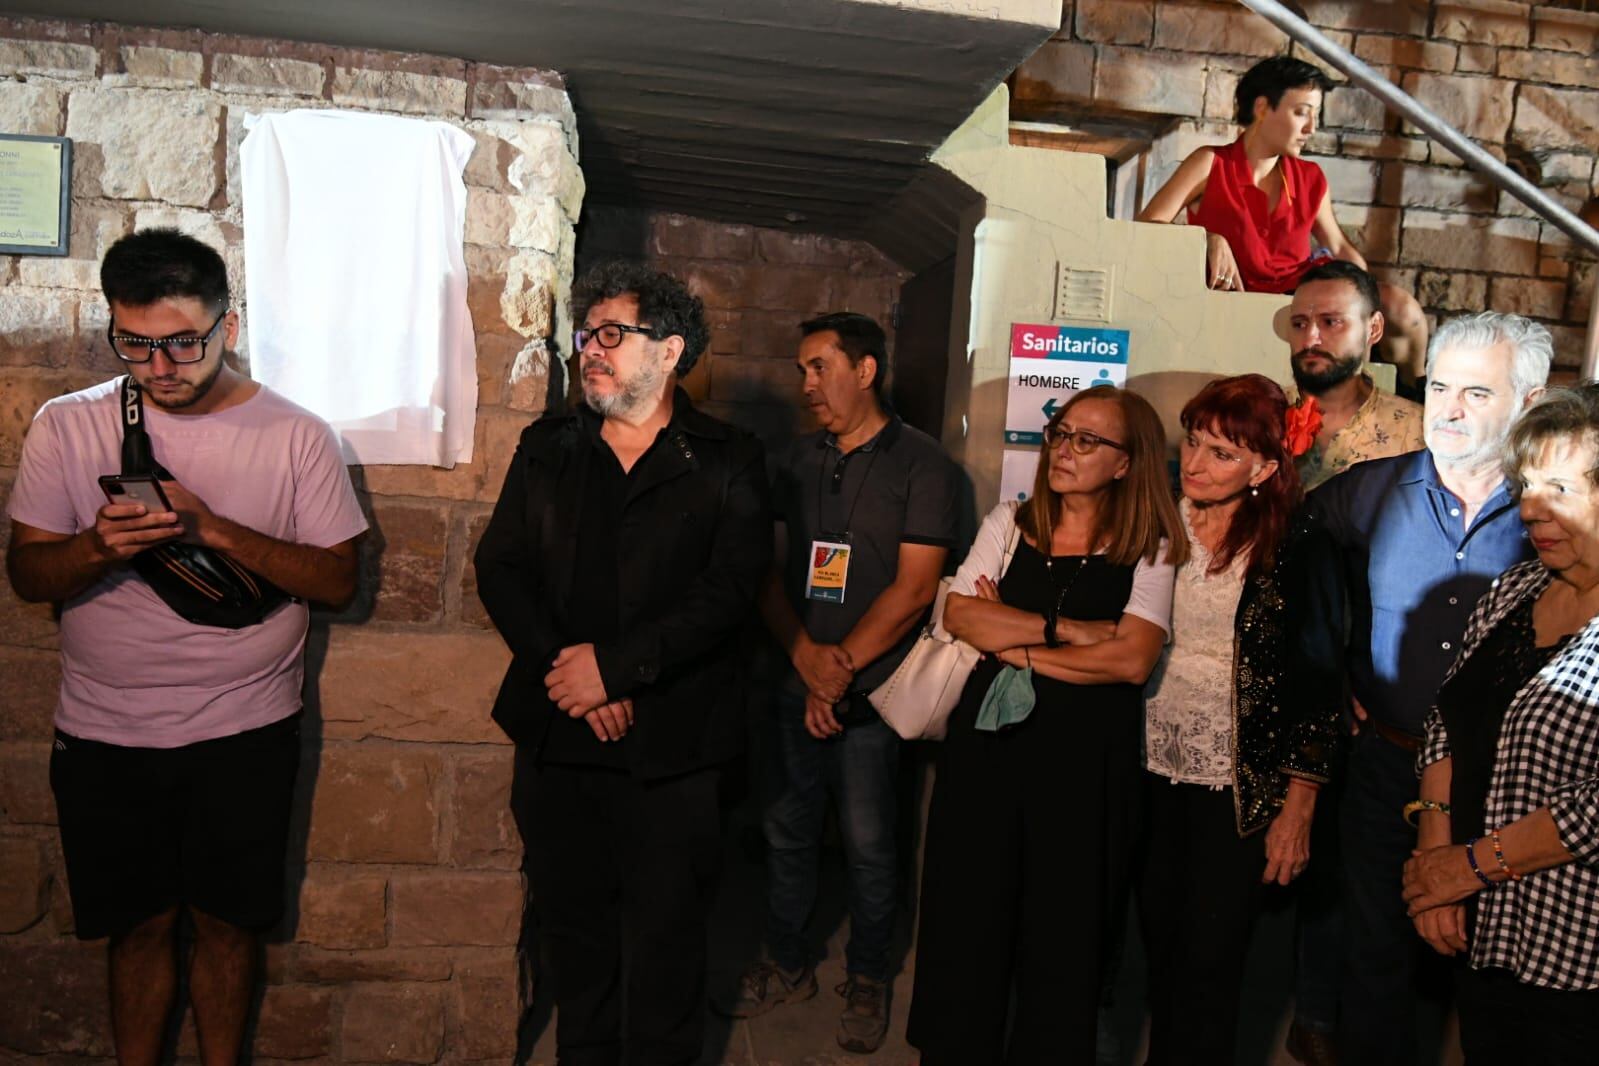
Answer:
[
  {"left": 1337, "top": 731, "right": 1450, "bottom": 1065},
  {"left": 762, "top": 687, "right": 900, "bottom": 981}
]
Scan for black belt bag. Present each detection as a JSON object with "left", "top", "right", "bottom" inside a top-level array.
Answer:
[{"left": 118, "top": 376, "right": 289, "bottom": 628}]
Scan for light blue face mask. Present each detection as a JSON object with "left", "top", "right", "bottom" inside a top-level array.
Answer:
[{"left": 975, "top": 664, "right": 1035, "bottom": 732}]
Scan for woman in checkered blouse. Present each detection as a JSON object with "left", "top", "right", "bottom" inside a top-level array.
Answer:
[{"left": 1403, "top": 384, "right": 1599, "bottom": 1063}]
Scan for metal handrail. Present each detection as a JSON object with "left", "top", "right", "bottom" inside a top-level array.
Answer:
[{"left": 1238, "top": 0, "right": 1599, "bottom": 377}]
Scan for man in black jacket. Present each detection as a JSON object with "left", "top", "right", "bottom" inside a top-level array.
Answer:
[{"left": 474, "top": 261, "right": 770, "bottom": 1066}]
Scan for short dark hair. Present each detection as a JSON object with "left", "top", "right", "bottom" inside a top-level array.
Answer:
[
  {"left": 799, "top": 311, "right": 889, "bottom": 395},
  {"left": 100, "top": 228, "right": 230, "bottom": 312},
  {"left": 1234, "top": 56, "right": 1335, "bottom": 126},
  {"left": 571, "top": 260, "right": 710, "bottom": 375},
  {"left": 1296, "top": 259, "right": 1381, "bottom": 318},
  {"left": 1504, "top": 384, "right": 1599, "bottom": 493}
]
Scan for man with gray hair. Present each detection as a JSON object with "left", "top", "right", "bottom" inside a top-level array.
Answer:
[{"left": 1305, "top": 311, "right": 1553, "bottom": 1065}]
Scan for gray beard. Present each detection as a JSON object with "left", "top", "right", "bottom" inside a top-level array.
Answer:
[
  {"left": 1428, "top": 424, "right": 1510, "bottom": 472},
  {"left": 582, "top": 353, "right": 665, "bottom": 420}
]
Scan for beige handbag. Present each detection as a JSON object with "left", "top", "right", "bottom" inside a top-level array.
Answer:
[{"left": 869, "top": 520, "right": 1022, "bottom": 740}]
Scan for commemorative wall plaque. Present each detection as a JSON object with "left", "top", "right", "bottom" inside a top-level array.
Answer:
[{"left": 0, "top": 134, "right": 71, "bottom": 256}]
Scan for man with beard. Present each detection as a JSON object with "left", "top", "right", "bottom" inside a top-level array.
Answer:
[
  {"left": 5, "top": 229, "right": 367, "bottom": 1066},
  {"left": 1281, "top": 261, "right": 1421, "bottom": 1064},
  {"left": 1286, "top": 260, "right": 1425, "bottom": 492},
  {"left": 1305, "top": 312, "right": 1551, "bottom": 1065},
  {"left": 719, "top": 312, "right": 957, "bottom": 1053},
  {"left": 474, "top": 261, "right": 769, "bottom": 1065}
]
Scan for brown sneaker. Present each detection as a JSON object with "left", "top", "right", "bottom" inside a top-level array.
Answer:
[
  {"left": 835, "top": 975, "right": 890, "bottom": 1054},
  {"left": 1286, "top": 1020, "right": 1338, "bottom": 1066},
  {"left": 714, "top": 960, "right": 817, "bottom": 1018}
]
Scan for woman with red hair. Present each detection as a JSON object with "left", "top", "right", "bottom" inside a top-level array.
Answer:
[{"left": 1137, "top": 374, "right": 1344, "bottom": 1065}]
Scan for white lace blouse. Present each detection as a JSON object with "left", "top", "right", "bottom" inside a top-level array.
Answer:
[{"left": 1143, "top": 502, "right": 1245, "bottom": 788}]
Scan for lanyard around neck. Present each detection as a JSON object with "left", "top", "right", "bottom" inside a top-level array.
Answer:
[{"left": 815, "top": 440, "right": 882, "bottom": 537}]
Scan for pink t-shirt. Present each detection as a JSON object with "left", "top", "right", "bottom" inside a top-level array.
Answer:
[{"left": 6, "top": 378, "right": 368, "bottom": 748}]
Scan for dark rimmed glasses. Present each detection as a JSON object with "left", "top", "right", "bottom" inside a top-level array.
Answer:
[
  {"left": 574, "top": 323, "right": 653, "bottom": 351},
  {"left": 108, "top": 310, "right": 229, "bottom": 365},
  {"left": 1044, "top": 425, "right": 1126, "bottom": 455}
]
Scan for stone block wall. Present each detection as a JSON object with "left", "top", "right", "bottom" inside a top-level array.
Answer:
[
  {"left": 1015, "top": 0, "right": 1599, "bottom": 372},
  {"left": 0, "top": 15, "right": 581, "bottom": 1063},
  {"left": 576, "top": 206, "right": 911, "bottom": 448}
]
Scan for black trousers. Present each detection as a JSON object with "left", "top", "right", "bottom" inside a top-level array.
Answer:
[
  {"left": 1138, "top": 775, "right": 1267, "bottom": 1066},
  {"left": 511, "top": 752, "right": 722, "bottom": 1066},
  {"left": 908, "top": 706, "right": 1139, "bottom": 1065},
  {"left": 1457, "top": 966, "right": 1599, "bottom": 1066}
]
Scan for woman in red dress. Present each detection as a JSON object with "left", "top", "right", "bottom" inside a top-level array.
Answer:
[{"left": 1138, "top": 57, "right": 1428, "bottom": 391}]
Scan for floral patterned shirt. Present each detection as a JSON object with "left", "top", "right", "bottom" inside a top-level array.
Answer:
[{"left": 1292, "top": 375, "right": 1424, "bottom": 492}]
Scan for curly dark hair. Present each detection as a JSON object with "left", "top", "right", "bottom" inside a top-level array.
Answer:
[
  {"left": 101, "top": 228, "right": 230, "bottom": 312},
  {"left": 1234, "top": 56, "right": 1334, "bottom": 127},
  {"left": 571, "top": 260, "right": 710, "bottom": 375}
]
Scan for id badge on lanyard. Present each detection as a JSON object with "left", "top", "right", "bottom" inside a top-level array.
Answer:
[{"left": 806, "top": 534, "right": 851, "bottom": 604}]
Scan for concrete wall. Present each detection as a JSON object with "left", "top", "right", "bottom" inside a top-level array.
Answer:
[
  {"left": 930, "top": 86, "right": 1287, "bottom": 509},
  {"left": 1014, "top": 0, "right": 1599, "bottom": 373},
  {"left": 0, "top": 15, "right": 581, "bottom": 1063},
  {"left": 575, "top": 206, "right": 910, "bottom": 449}
]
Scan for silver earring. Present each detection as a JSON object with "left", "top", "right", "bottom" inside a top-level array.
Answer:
[{"left": 1250, "top": 486, "right": 1259, "bottom": 497}]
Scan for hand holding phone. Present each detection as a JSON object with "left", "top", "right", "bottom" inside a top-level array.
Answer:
[
  {"left": 92, "top": 475, "right": 182, "bottom": 561},
  {"left": 99, "top": 474, "right": 173, "bottom": 513}
]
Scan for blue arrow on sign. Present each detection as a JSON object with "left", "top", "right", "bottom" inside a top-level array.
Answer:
[{"left": 1042, "top": 397, "right": 1060, "bottom": 419}]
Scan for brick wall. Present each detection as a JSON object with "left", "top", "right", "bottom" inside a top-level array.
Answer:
[
  {"left": 0, "top": 15, "right": 581, "bottom": 1063},
  {"left": 576, "top": 206, "right": 911, "bottom": 448},
  {"left": 1015, "top": 0, "right": 1599, "bottom": 373}
]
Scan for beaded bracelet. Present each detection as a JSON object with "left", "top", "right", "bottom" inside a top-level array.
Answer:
[
  {"left": 1464, "top": 837, "right": 1497, "bottom": 889},
  {"left": 1403, "top": 799, "right": 1452, "bottom": 827},
  {"left": 1489, "top": 828, "right": 1522, "bottom": 881}
]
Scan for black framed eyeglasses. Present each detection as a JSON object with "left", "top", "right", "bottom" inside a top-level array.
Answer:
[
  {"left": 574, "top": 323, "right": 653, "bottom": 351},
  {"left": 1044, "top": 425, "right": 1126, "bottom": 455},
  {"left": 108, "top": 310, "right": 229, "bottom": 365}
]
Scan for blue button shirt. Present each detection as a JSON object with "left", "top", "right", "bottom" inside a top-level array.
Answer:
[{"left": 1308, "top": 450, "right": 1533, "bottom": 735}]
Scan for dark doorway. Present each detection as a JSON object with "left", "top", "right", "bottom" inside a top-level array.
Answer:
[{"left": 890, "top": 255, "right": 956, "bottom": 437}]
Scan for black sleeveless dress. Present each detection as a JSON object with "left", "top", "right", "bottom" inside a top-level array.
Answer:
[{"left": 909, "top": 539, "right": 1144, "bottom": 1066}]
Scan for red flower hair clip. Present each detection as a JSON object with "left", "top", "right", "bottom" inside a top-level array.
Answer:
[{"left": 1284, "top": 397, "right": 1322, "bottom": 458}]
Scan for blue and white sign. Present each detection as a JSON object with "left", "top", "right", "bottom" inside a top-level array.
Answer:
[
  {"left": 999, "top": 323, "right": 1131, "bottom": 501},
  {"left": 1004, "top": 323, "right": 1130, "bottom": 446}
]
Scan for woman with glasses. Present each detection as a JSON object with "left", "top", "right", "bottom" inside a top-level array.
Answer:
[
  {"left": 1404, "top": 385, "right": 1599, "bottom": 1062},
  {"left": 906, "top": 387, "right": 1185, "bottom": 1065},
  {"left": 1137, "top": 374, "right": 1342, "bottom": 1065}
]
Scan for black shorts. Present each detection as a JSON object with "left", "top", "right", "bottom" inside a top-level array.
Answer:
[{"left": 49, "top": 713, "right": 301, "bottom": 941}]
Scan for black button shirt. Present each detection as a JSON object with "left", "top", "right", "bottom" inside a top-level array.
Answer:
[{"left": 540, "top": 434, "right": 638, "bottom": 769}]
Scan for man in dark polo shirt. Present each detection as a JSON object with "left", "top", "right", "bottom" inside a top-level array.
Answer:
[{"left": 718, "top": 311, "right": 959, "bottom": 1053}]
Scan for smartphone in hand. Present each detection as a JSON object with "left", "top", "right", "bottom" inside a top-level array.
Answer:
[{"left": 98, "top": 474, "right": 173, "bottom": 513}]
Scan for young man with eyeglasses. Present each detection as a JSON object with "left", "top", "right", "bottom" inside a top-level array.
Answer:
[
  {"left": 474, "top": 260, "right": 770, "bottom": 1065},
  {"left": 4, "top": 228, "right": 366, "bottom": 1066},
  {"left": 717, "top": 312, "right": 958, "bottom": 1053}
]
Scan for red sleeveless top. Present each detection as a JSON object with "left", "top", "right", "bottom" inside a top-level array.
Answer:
[{"left": 1187, "top": 137, "right": 1329, "bottom": 294}]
